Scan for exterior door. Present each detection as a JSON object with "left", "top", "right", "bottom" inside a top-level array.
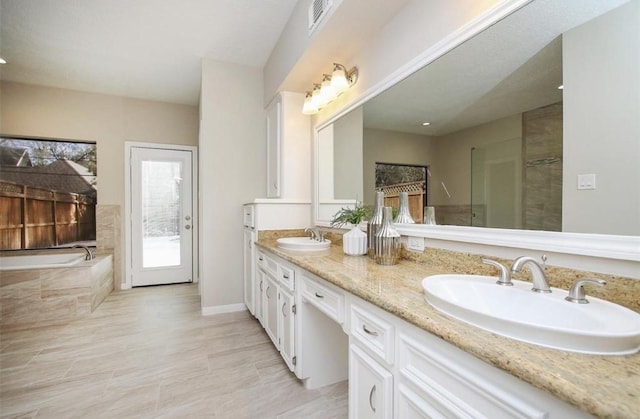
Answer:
[{"left": 130, "top": 146, "right": 193, "bottom": 286}]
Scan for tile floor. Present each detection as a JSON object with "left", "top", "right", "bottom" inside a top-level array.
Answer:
[{"left": 0, "top": 284, "right": 348, "bottom": 418}]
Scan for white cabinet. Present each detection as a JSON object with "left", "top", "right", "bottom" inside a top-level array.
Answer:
[
  {"left": 264, "top": 273, "right": 279, "bottom": 347},
  {"left": 255, "top": 267, "right": 265, "bottom": 326},
  {"left": 347, "top": 297, "right": 588, "bottom": 419},
  {"left": 243, "top": 204, "right": 256, "bottom": 315},
  {"left": 300, "top": 273, "right": 345, "bottom": 323},
  {"left": 266, "top": 99, "right": 281, "bottom": 198},
  {"left": 279, "top": 288, "right": 296, "bottom": 370},
  {"left": 265, "top": 92, "right": 310, "bottom": 200},
  {"left": 350, "top": 344, "right": 394, "bottom": 419},
  {"left": 253, "top": 249, "right": 299, "bottom": 375},
  {"left": 242, "top": 228, "right": 255, "bottom": 315}
]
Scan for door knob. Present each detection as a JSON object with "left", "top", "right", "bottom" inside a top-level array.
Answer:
[
  {"left": 185, "top": 225, "right": 191, "bottom": 230},
  {"left": 185, "top": 215, "right": 191, "bottom": 221}
]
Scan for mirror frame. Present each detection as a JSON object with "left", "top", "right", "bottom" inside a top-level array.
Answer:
[{"left": 313, "top": 0, "right": 640, "bottom": 270}]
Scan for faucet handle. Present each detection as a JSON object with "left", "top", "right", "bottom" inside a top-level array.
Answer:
[
  {"left": 482, "top": 259, "right": 512, "bottom": 286},
  {"left": 565, "top": 278, "right": 606, "bottom": 304},
  {"left": 304, "top": 227, "right": 317, "bottom": 240}
]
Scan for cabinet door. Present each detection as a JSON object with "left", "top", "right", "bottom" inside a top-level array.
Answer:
[
  {"left": 279, "top": 289, "right": 296, "bottom": 372},
  {"left": 349, "top": 344, "right": 393, "bottom": 419},
  {"left": 255, "top": 269, "right": 265, "bottom": 326},
  {"left": 243, "top": 229, "right": 255, "bottom": 315},
  {"left": 265, "top": 274, "right": 279, "bottom": 348},
  {"left": 266, "top": 99, "right": 281, "bottom": 198}
]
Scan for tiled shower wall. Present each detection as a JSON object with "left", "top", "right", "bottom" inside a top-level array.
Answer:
[
  {"left": 522, "top": 102, "right": 563, "bottom": 231},
  {"left": 97, "top": 205, "right": 122, "bottom": 290}
]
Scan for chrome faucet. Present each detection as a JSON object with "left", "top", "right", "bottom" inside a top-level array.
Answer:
[
  {"left": 565, "top": 278, "right": 606, "bottom": 304},
  {"left": 510, "top": 256, "right": 551, "bottom": 293},
  {"left": 482, "top": 259, "right": 512, "bottom": 286},
  {"left": 73, "top": 244, "right": 95, "bottom": 260},
  {"left": 304, "top": 227, "right": 326, "bottom": 242},
  {"left": 304, "top": 227, "right": 317, "bottom": 241}
]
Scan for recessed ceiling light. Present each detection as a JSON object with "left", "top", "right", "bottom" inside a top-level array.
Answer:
[
  {"left": 0, "top": 58, "right": 6, "bottom": 64},
  {"left": 421, "top": 122, "right": 431, "bottom": 126},
  {"left": 557, "top": 84, "right": 563, "bottom": 90}
]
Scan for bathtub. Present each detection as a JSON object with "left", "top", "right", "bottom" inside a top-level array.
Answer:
[
  {"left": 0, "top": 253, "right": 86, "bottom": 271},
  {"left": 0, "top": 252, "right": 113, "bottom": 331}
]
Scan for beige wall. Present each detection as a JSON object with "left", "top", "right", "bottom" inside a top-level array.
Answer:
[
  {"left": 333, "top": 107, "right": 363, "bottom": 201},
  {"left": 563, "top": 0, "right": 640, "bottom": 235},
  {"left": 199, "top": 59, "right": 265, "bottom": 310},
  {"left": 0, "top": 81, "right": 199, "bottom": 284},
  {"left": 363, "top": 128, "right": 435, "bottom": 206},
  {"left": 0, "top": 82, "right": 199, "bottom": 206}
]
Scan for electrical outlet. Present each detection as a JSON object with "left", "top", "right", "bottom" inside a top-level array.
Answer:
[{"left": 407, "top": 236, "right": 425, "bottom": 252}]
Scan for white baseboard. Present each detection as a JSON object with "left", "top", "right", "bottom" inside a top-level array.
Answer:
[{"left": 201, "top": 303, "right": 247, "bottom": 316}]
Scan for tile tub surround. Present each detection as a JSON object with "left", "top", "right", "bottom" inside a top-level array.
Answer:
[
  {"left": 0, "top": 254, "right": 113, "bottom": 331},
  {"left": 97, "top": 205, "right": 122, "bottom": 290},
  {"left": 255, "top": 237, "right": 640, "bottom": 418}
]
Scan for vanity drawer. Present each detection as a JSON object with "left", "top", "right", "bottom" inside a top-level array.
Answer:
[
  {"left": 262, "top": 254, "right": 278, "bottom": 277},
  {"left": 300, "top": 275, "right": 344, "bottom": 324},
  {"left": 351, "top": 303, "right": 395, "bottom": 365},
  {"left": 278, "top": 264, "right": 295, "bottom": 292}
]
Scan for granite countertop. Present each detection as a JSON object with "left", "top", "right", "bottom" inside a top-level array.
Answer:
[{"left": 255, "top": 238, "right": 640, "bottom": 418}]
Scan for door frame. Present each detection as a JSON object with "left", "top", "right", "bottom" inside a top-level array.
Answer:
[{"left": 123, "top": 141, "right": 198, "bottom": 290}]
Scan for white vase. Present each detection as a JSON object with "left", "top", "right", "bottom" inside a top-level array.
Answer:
[{"left": 343, "top": 225, "right": 367, "bottom": 256}]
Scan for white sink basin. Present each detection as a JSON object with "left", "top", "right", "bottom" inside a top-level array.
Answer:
[
  {"left": 277, "top": 237, "right": 331, "bottom": 252},
  {"left": 422, "top": 274, "right": 640, "bottom": 355}
]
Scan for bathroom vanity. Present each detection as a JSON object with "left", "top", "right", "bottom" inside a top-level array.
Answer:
[{"left": 250, "top": 237, "right": 638, "bottom": 418}]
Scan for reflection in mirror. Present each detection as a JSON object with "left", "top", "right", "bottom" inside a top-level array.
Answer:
[{"left": 317, "top": 0, "right": 639, "bottom": 236}]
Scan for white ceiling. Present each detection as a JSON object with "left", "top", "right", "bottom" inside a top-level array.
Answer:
[
  {"left": 362, "top": 0, "right": 629, "bottom": 137},
  {"left": 0, "top": 0, "right": 298, "bottom": 105}
]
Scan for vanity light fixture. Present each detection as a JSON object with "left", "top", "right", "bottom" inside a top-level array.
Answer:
[
  {"left": 557, "top": 84, "right": 564, "bottom": 90},
  {"left": 301, "top": 62, "right": 358, "bottom": 114},
  {"left": 421, "top": 122, "right": 431, "bottom": 126},
  {"left": 0, "top": 57, "right": 6, "bottom": 64}
]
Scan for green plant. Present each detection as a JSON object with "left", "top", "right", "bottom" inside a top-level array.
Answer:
[{"left": 330, "top": 202, "right": 371, "bottom": 228}]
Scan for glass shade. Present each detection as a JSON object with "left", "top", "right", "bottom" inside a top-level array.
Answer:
[
  {"left": 330, "top": 65, "right": 350, "bottom": 93},
  {"left": 302, "top": 93, "right": 318, "bottom": 114},
  {"left": 320, "top": 76, "right": 338, "bottom": 102}
]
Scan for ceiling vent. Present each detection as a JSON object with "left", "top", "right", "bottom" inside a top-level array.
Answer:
[{"left": 308, "top": 0, "right": 333, "bottom": 35}]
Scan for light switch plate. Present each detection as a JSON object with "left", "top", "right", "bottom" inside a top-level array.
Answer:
[
  {"left": 577, "top": 174, "right": 596, "bottom": 190},
  {"left": 407, "top": 236, "right": 425, "bottom": 252}
]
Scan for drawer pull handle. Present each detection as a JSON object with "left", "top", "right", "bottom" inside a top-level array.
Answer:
[
  {"left": 282, "top": 302, "right": 287, "bottom": 317},
  {"left": 258, "top": 256, "right": 263, "bottom": 261},
  {"left": 283, "top": 274, "right": 289, "bottom": 279},
  {"left": 314, "top": 292, "right": 324, "bottom": 299},
  {"left": 362, "top": 325, "right": 379, "bottom": 336},
  {"left": 369, "top": 384, "right": 376, "bottom": 412},
  {"left": 266, "top": 286, "right": 270, "bottom": 298},
  {"left": 259, "top": 280, "right": 263, "bottom": 292}
]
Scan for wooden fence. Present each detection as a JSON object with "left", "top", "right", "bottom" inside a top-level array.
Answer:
[
  {"left": 0, "top": 180, "right": 96, "bottom": 250},
  {"left": 378, "top": 180, "right": 426, "bottom": 223}
]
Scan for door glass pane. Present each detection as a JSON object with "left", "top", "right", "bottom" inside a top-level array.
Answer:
[{"left": 141, "top": 160, "right": 182, "bottom": 268}]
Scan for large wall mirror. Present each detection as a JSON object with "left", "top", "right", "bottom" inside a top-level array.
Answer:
[{"left": 315, "top": 0, "right": 639, "bottom": 238}]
